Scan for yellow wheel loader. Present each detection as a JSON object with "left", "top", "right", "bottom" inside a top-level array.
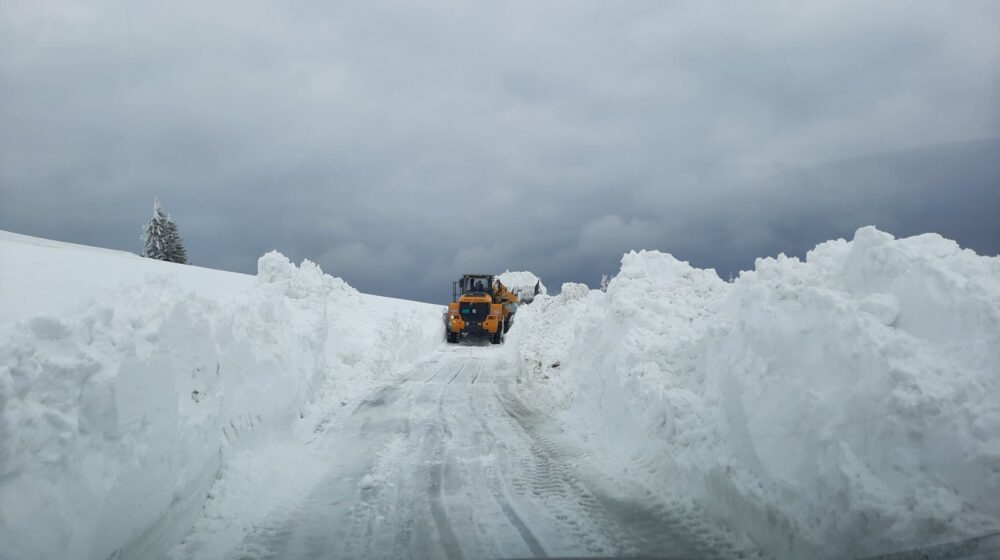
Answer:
[{"left": 445, "top": 274, "right": 518, "bottom": 344}]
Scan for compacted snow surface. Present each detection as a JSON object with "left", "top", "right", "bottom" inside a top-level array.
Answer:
[
  {"left": 1, "top": 227, "right": 998, "bottom": 560},
  {"left": 171, "top": 347, "right": 747, "bottom": 559}
]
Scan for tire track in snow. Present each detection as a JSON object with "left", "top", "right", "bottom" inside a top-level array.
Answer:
[
  {"left": 495, "top": 382, "right": 748, "bottom": 559},
  {"left": 338, "top": 356, "right": 462, "bottom": 558},
  {"left": 466, "top": 367, "right": 548, "bottom": 558},
  {"left": 426, "top": 360, "right": 467, "bottom": 560},
  {"left": 443, "top": 362, "right": 466, "bottom": 386},
  {"left": 308, "top": 353, "right": 444, "bottom": 442},
  {"left": 423, "top": 358, "right": 449, "bottom": 383},
  {"left": 428, "top": 455, "right": 463, "bottom": 560},
  {"left": 198, "top": 348, "right": 743, "bottom": 560},
  {"left": 489, "top": 380, "right": 623, "bottom": 555}
]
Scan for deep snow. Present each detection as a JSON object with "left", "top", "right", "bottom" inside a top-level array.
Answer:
[
  {"left": 0, "top": 231, "right": 444, "bottom": 560},
  {"left": 2, "top": 226, "right": 999, "bottom": 560},
  {"left": 507, "top": 226, "right": 1000, "bottom": 558}
]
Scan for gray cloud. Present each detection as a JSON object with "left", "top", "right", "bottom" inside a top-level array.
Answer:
[{"left": 2, "top": 1, "right": 998, "bottom": 302}]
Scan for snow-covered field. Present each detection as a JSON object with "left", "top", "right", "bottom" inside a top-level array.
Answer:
[
  {"left": 508, "top": 226, "right": 1000, "bottom": 558},
  {"left": 0, "top": 231, "right": 444, "bottom": 560},
  {"left": 2, "top": 226, "right": 998, "bottom": 560}
]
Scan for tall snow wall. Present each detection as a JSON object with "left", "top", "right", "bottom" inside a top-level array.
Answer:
[
  {"left": 0, "top": 239, "right": 443, "bottom": 560},
  {"left": 507, "top": 226, "right": 1000, "bottom": 559}
]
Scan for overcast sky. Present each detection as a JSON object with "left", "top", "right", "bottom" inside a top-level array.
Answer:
[{"left": 1, "top": 1, "right": 998, "bottom": 302}]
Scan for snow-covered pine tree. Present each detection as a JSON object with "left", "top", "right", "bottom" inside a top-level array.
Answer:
[
  {"left": 142, "top": 198, "right": 188, "bottom": 264},
  {"left": 162, "top": 212, "right": 187, "bottom": 264}
]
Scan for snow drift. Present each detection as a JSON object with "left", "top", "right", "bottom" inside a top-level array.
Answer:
[
  {"left": 508, "top": 226, "right": 1000, "bottom": 558},
  {"left": 0, "top": 232, "right": 443, "bottom": 560}
]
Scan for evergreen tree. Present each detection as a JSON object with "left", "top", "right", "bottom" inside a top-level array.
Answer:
[
  {"left": 142, "top": 198, "right": 188, "bottom": 264},
  {"left": 599, "top": 273, "right": 611, "bottom": 292}
]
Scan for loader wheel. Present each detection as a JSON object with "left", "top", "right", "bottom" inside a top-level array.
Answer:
[
  {"left": 446, "top": 330, "right": 459, "bottom": 344},
  {"left": 490, "top": 329, "right": 502, "bottom": 345}
]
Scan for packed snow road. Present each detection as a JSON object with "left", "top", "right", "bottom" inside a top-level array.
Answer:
[{"left": 171, "top": 346, "right": 731, "bottom": 559}]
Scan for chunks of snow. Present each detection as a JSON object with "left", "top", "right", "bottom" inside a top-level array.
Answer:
[
  {"left": 498, "top": 270, "right": 546, "bottom": 302},
  {"left": 0, "top": 231, "right": 443, "bottom": 560},
  {"left": 508, "top": 226, "right": 1000, "bottom": 558},
  {"left": 558, "top": 282, "right": 590, "bottom": 301}
]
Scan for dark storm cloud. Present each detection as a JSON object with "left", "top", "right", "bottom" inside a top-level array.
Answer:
[{"left": 1, "top": 1, "right": 998, "bottom": 302}]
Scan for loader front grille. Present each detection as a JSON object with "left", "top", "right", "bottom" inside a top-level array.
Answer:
[{"left": 459, "top": 303, "right": 491, "bottom": 323}]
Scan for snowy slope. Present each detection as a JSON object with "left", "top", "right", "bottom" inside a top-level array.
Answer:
[
  {"left": 507, "top": 227, "right": 1000, "bottom": 558},
  {"left": 0, "top": 231, "right": 444, "bottom": 560},
  {"left": 0, "top": 230, "right": 255, "bottom": 323}
]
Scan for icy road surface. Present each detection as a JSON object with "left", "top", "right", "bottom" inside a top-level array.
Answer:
[{"left": 172, "top": 347, "right": 737, "bottom": 559}]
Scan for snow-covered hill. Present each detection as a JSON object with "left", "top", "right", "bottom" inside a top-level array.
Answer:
[
  {"left": 0, "top": 231, "right": 444, "bottom": 560},
  {"left": 507, "top": 226, "right": 1000, "bottom": 558}
]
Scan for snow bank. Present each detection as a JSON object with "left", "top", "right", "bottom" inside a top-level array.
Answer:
[
  {"left": 0, "top": 232, "right": 442, "bottom": 560},
  {"left": 508, "top": 227, "right": 1000, "bottom": 558},
  {"left": 498, "top": 270, "right": 546, "bottom": 303}
]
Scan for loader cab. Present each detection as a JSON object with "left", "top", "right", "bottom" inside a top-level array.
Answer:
[{"left": 456, "top": 274, "right": 495, "bottom": 298}]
